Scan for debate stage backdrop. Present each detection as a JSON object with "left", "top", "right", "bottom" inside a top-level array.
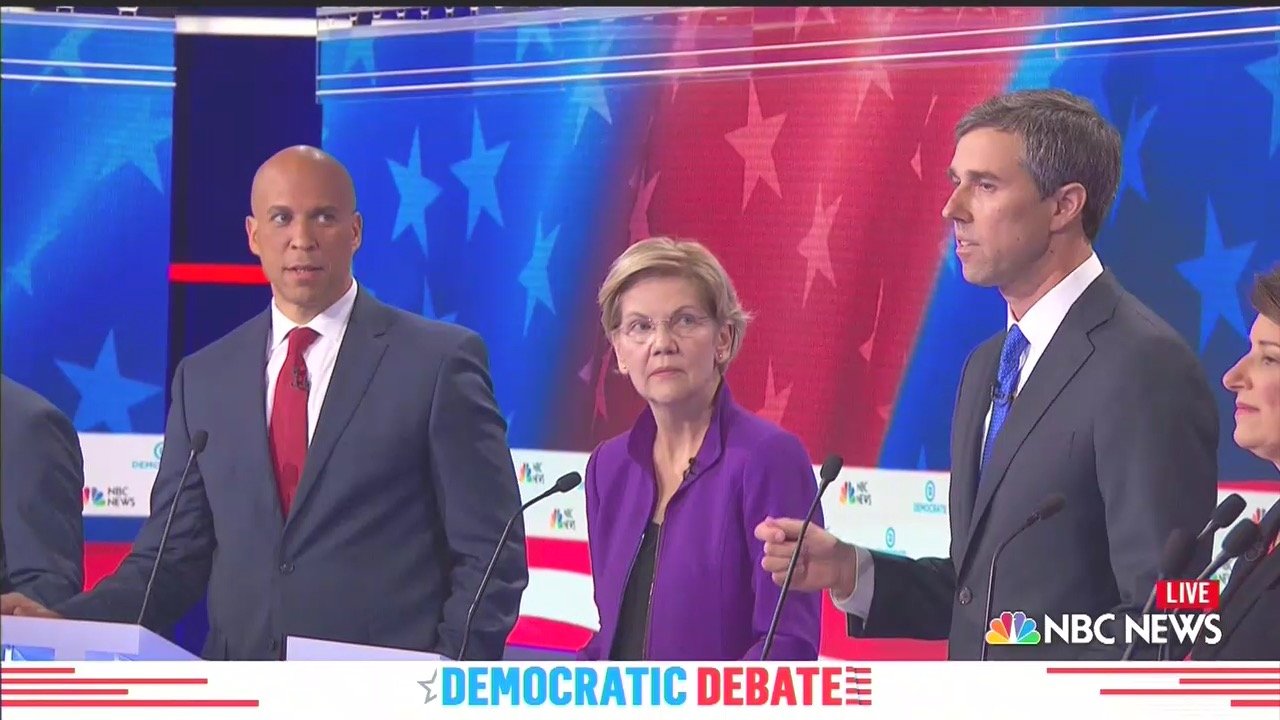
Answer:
[{"left": 3, "top": 6, "right": 1278, "bottom": 659}]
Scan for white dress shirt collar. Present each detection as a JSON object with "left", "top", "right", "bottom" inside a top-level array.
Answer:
[
  {"left": 1006, "top": 252, "right": 1104, "bottom": 345},
  {"left": 268, "top": 278, "right": 359, "bottom": 356}
]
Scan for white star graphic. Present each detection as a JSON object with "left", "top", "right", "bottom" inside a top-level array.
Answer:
[
  {"left": 450, "top": 111, "right": 510, "bottom": 241},
  {"left": 867, "top": 7, "right": 898, "bottom": 38},
  {"left": 860, "top": 279, "right": 886, "bottom": 361},
  {"left": 794, "top": 7, "right": 836, "bottom": 39},
  {"left": 668, "top": 11, "right": 702, "bottom": 103},
  {"left": 40, "top": 29, "right": 90, "bottom": 82},
  {"left": 910, "top": 143, "right": 923, "bottom": 180},
  {"left": 518, "top": 217, "right": 561, "bottom": 335},
  {"left": 569, "top": 36, "right": 615, "bottom": 146},
  {"left": 593, "top": 353, "right": 612, "bottom": 424},
  {"left": 99, "top": 93, "right": 171, "bottom": 193},
  {"left": 923, "top": 92, "right": 939, "bottom": 126},
  {"left": 756, "top": 361, "right": 793, "bottom": 426},
  {"left": 629, "top": 171, "right": 661, "bottom": 243},
  {"left": 852, "top": 64, "right": 893, "bottom": 121},
  {"left": 516, "top": 26, "right": 553, "bottom": 61},
  {"left": 725, "top": 80, "right": 787, "bottom": 211},
  {"left": 386, "top": 128, "right": 442, "bottom": 257},
  {"left": 797, "top": 185, "right": 843, "bottom": 306}
]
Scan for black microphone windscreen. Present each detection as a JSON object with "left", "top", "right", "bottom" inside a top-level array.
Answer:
[
  {"left": 1159, "top": 528, "right": 1196, "bottom": 578},
  {"left": 1037, "top": 493, "right": 1066, "bottom": 520},
  {"left": 1256, "top": 499, "right": 1280, "bottom": 544},
  {"left": 1211, "top": 494, "right": 1247, "bottom": 528},
  {"left": 818, "top": 455, "right": 844, "bottom": 485},
  {"left": 1221, "top": 519, "right": 1261, "bottom": 557},
  {"left": 554, "top": 471, "right": 582, "bottom": 493},
  {"left": 191, "top": 430, "right": 209, "bottom": 454}
]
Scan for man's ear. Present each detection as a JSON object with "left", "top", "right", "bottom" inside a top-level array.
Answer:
[
  {"left": 1049, "top": 182, "right": 1087, "bottom": 234},
  {"left": 246, "top": 216, "right": 261, "bottom": 257}
]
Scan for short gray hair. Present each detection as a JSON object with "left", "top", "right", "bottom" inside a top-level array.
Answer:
[{"left": 956, "top": 89, "right": 1121, "bottom": 241}]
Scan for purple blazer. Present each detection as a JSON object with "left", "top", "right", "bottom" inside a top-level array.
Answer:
[{"left": 577, "top": 383, "right": 823, "bottom": 661}]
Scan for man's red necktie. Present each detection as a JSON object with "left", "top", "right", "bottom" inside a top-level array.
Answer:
[{"left": 269, "top": 327, "right": 319, "bottom": 517}]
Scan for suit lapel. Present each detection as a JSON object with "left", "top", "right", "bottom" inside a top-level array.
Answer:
[
  {"left": 961, "top": 272, "right": 1121, "bottom": 559},
  {"left": 285, "top": 288, "right": 391, "bottom": 527},
  {"left": 951, "top": 339, "right": 1001, "bottom": 564},
  {"left": 228, "top": 310, "right": 284, "bottom": 529},
  {"left": 1216, "top": 549, "right": 1280, "bottom": 649}
]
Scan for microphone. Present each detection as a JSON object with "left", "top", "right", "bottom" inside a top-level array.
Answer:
[
  {"left": 1195, "top": 494, "right": 1246, "bottom": 543},
  {"left": 457, "top": 470, "right": 581, "bottom": 661},
  {"left": 980, "top": 493, "right": 1066, "bottom": 661},
  {"left": 760, "top": 454, "right": 843, "bottom": 661},
  {"left": 1193, "top": 518, "right": 1261, "bottom": 582},
  {"left": 1220, "top": 499, "right": 1280, "bottom": 608},
  {"left": 137, "top": 430, "right": 209, "bottom": 626},
  {"left": 990, "top": 384, "right": 1011, "bottom": 405},
  {"left": 1120, "top": 528, "right": 1197, "bottom": 661}
]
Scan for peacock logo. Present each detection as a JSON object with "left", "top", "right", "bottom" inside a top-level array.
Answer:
[
  {"left": 985, "top": 611, "right": 1041, "bottom": 645},
  {"left": 82, "top": 488, "right": 106, "bottom": 508}
]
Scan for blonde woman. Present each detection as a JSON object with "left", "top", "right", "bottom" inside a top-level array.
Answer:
[{"left": 576, "top": 237, "right": 822, "bottom": 661}]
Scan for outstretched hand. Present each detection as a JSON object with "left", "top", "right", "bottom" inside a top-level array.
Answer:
[{"left": 754, "top": 516, "right": 858, "bottom": 598}]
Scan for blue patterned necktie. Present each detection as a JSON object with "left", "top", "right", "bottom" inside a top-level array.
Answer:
[{"left": 980, "top": 324, "right": 1029, "bottom": 477}]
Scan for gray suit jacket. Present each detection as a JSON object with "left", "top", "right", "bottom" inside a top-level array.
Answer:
[
  {"left": 56, "top": 288, "right": 529, "bottom": 660},
  {"left": 848, "top": 271, "right": 1219, "bottom": 659},
  {"left": 0, "top": 375, "right": 85, "bottom": 606}
]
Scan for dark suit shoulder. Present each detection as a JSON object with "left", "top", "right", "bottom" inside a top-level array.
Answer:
[
  {"left": 1, "top": 375, "right": 62, "bottom": 420},
  {"left": 380, "top": 305, "right": 480, "bottom": 350},
  {"left": 181, "top": 311, "right": 271, "bottom": 373},
  {"left": 1097, "top": 289, "right": 1202, "bottom": 374}
]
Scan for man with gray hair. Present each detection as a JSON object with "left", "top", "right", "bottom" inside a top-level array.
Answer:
[{"left": 757, "top": 89, "right": 1219, "bottom": 660}]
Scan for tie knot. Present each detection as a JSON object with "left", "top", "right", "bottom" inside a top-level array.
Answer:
[
  {"left": 1000, "top": 324, "right": 1029, "bottom": 365},
  {"left": 286, "top": 327, "right": 319, "bottom": 356}
]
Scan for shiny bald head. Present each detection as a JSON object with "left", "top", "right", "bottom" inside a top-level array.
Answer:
[
  {"left": 250, "top": 145, "right": 356, "bottom": 214},
  {"left": 245, "top": 145, "right": 363, "bottom": 324}
]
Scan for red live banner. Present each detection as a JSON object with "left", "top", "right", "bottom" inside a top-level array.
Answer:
[{"left": 1154, "top": 580, "right": 1220, "bottom": 611}]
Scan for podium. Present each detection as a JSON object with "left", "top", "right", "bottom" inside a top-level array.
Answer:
[
  {"left": 1, "top": 616, "right": 446, "bottom": 661},
  {"left": 1, "top": 615, "right": 198, "bottom": 661},
  {"left": 285, "top": 635, "right": 445, "bottom": 661}
]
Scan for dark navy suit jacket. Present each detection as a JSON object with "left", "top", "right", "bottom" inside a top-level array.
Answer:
[
  {"left": 847, "top": 271, "right": 1219, "bottom": 659},
  {"left": 56, "top": 288, "right": 528, "bottom": 660},
  {"left": 0, "top": 375, "right": 85, "bottom": 606}
]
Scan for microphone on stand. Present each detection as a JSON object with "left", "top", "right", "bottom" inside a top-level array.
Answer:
[
  {"left": 291, "top": 365, "right": 310, "bottom": 392},
  {"left": 1194, "top": 494, "right": 1246, "bottom": 543},
  {"left": 137, "top": 430, "right": 209, "bottom": 626},
  {"left": 1191, "top": 519, "right": 1260, "bottom": 583},
  {"left": 760, "top": 454, "right": 844, "bottom": 661},
  {"left": 457, "top": 470, "right": 582, "bottom": 661},
  {"left": 1120, "top": 528, "right": 1197, "bottom": 661},
  {"left": 1219, "top": 499, "right": 1280, "bottom": 608},
  {"left": 980, "top": 493, "right": 1067, "bottom": 661},
  {"left": 1153, "top": 519, "right": 1264, "bottom": 662}
]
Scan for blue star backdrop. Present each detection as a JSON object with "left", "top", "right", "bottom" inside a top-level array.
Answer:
[
  {"left": 1, "top": 14, "right": 173, "bottom": 434},
  {"left": 318, "top": 7, "right": 1280, "bottom": 481},
  {"left": 2, "top": 9, "right": 1275, "bottom": 487}
]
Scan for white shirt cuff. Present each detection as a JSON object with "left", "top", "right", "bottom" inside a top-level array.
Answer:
[{"left": 830, "top": 545, "right": 874, "bottom": 620}]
